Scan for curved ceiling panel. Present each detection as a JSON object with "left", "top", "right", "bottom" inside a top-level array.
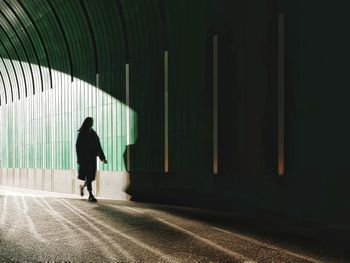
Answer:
[
  {"left": 0, "top": 0, "right": 215, "bottom": 107},
  {"left": 0, "top": 6, "right": 34, "bottom": 97},
  {"left": 1, "top": 0, "right": 43, "bottom": 95},
  {"left": 0, "top": 0, "right": 130, "bottom": 105},
  {"left": 0, "top": 0, "right": 164, "bottom": 106},
  {"left": 0, "top": 15, "right": 25, "bottom": 98}
]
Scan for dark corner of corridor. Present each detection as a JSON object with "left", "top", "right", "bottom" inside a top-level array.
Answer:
[{"left": 0, "top": 0, "right": 350, "bottom": 261}]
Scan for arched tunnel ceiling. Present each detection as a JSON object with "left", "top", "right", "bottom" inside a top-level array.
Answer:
[{"left": 0, "top": 0, "right": 174, "bottom": 105}]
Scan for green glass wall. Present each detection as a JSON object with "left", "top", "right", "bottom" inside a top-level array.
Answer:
[{"left": 0, "top": 59, "right": 136, "bottom": 172}]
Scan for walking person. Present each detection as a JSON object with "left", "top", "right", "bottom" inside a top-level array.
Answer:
[{"left": 76, "top": 117, "right": 107, "bottom": 202}]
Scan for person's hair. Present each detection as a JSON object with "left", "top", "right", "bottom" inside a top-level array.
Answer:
[{"left": 78, "top": 117, "right": 93, "bottom": 132}]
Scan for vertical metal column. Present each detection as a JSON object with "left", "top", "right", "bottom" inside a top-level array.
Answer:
[
  {"left": 213, "top": 35, "right": 219, "bottom": 175},
  {"left": 18, "top": 100, "right": 22, "bottom": 187},
  {"left": 12, "top": 102, "right": 15, "bottom": 185},
  {"left": 126, "top": 64, "right": 130, "bottom": 171},
  {"left": 70, "top": 79, "right": 75, "bottom": 194},
  {"left": 51, "top": 88, "right": 54, "bottom": 191},
  {"left": 96, "top": 74, "right": 100, "bottom": 171},
  {"left": 42, "top": 93, "right": 45, "bottom": 189},
  {"left": 25, "top": 98, "right": 29, "bottom": 188},
  {"left": 278, "top": 13, "right": 285, "bottom": 176},
  {"left": 0, "top": 108, "right": 1, "bottom": 165},
  {"left": 96, "top": 73, "right": 101, "bottom": 196},
  {"left": 164, "top": 51, "right": 169, "bottom": 173},
  {"left": 30, "top": 96, "right": 36, "bottom": 188}
]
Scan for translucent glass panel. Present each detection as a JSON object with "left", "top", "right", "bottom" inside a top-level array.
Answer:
[{"left": 0, "top": 59, "right": 137, "bottom": 171}]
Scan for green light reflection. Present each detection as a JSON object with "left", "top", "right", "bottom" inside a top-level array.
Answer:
[{"left": 0, "top": 59, "right": 137, "bottom": 172}]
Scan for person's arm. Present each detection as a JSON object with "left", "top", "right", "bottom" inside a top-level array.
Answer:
[
  {"left": 94, "top": 132, "right": 107, "bottom": 163},
  {"left": 76, "top": 134, "right": 83, "bottom": 164},
  {"left": 98, "top": 145, "right": 107, "bottom": 163}
]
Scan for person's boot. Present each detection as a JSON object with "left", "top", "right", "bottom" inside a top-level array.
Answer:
[
  {"left": 88, "top": 194, "right": 97, "bottom": 202},
  {"left": 80, "top": 183, "right": 85, "bottom": 197}
]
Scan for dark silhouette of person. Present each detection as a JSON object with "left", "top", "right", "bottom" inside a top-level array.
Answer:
[{"left": 76, "top": 117, "right": 107, "bottom": 202}]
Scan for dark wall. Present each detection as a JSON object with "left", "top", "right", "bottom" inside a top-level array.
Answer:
[
  {"left": 280, "top": 0, "right": 350, "bottom": 219},
  {"left": 128, "top": 0, "right": 280, "bottom": 212}
]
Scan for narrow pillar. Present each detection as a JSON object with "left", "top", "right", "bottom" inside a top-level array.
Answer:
[
  {"left": 213, "top": 35, "right": 219, "bottom": 175},
  {"left": 96, "top": 73, "right": 100, "bottom": 172},
  {"left": 278, "top": 13, "right": 285, "bottom": 176},
  {"left": 126, "top": 64, "right": 130, "bottom": 171},
  {"left": 164, "top": 51, "right": 169, "bottom": 173}
]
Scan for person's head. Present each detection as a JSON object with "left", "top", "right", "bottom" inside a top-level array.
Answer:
[{"left": 78, "top": 117, "right": 93, "bottom": 132}]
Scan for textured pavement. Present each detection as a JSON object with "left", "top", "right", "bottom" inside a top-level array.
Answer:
[{"left": 0, "top": 186, "right": 348, "bottom": 263}]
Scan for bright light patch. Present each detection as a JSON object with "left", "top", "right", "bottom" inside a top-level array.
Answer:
[{"left": 0, "top": 59, "right": 137, "bottom": 172}]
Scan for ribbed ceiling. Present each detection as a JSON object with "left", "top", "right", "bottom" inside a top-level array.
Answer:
[{"left": 0, "top": 0, "right": 170, "bottom": 104}]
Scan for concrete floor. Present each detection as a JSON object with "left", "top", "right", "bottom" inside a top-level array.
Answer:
[{"left": 0, "top": 186, "right": 348, "bottom": 263}]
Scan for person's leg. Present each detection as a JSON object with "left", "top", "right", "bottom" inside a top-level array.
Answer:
[
  {"left": 78, "top": 167, "right": 87, "bottom": 196},
  {"left": 86, "top": 178, "right": 92, "bottom": 195},
  {"left": 80, "top": 181, "right": 86, "bottom": 196},
  {"left": 86, "top": 175, "right": 97, "bottom": 202}
]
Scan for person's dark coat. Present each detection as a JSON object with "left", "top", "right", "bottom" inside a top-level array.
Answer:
[{"left": 76, "top": 129, "right": 106, "bottom": 182}]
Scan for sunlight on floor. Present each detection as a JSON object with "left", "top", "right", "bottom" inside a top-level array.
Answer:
[{"left": 0, "top": 185, "right": 78, "bottom": 198}]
